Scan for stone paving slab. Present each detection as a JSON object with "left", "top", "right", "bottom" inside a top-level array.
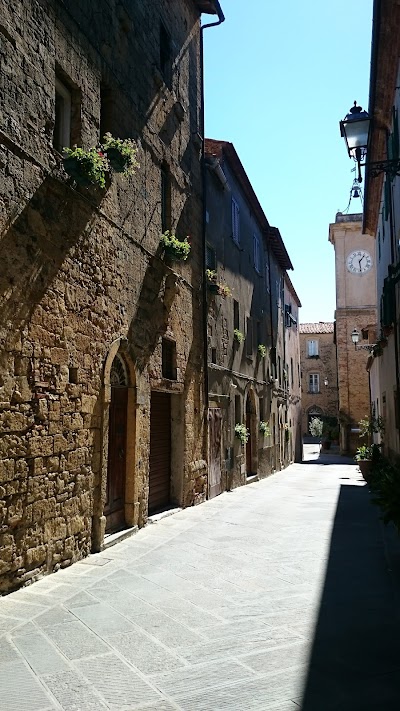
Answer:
[{"left": 1, "top": 447, "right": 400, "bottom": 710}]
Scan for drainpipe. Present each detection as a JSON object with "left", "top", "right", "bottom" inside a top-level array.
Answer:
[{"left": 200, "top": 5, "right": 225, "bottom": 411}]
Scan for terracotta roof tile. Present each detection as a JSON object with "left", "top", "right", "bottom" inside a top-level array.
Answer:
[{"left": 299, "top": 322, "right": 334, "bottom": 334}]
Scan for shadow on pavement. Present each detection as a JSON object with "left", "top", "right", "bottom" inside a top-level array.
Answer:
[{"left": 300, "top": 483, "right": 400, "bottom": 710}]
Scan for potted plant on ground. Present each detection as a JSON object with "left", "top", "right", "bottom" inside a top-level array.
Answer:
[
  {"left": 356, "top": 415, "right": 385, "bottom": 482},
  {"left": 101, "top": 133, "right": 139, "bottom": 176},
  {"left": 63, "top": 146, "right": 108, "bottom": 188},
  {"left": 309, "top": 416, "right": 323, "bottom": 440},
  {"left": 160, "top": 231, "right": 191, "bottom": 261}
]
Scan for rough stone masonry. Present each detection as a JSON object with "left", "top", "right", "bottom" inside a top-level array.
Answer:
[{"left": 0, "top": 0, "right": 209, "bottom": 593}]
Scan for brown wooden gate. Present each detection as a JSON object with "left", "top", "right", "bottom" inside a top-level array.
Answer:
[
  {"left": 149, "top": 391, "right": 171, "bottom": 514},
  {"left": 246, "top": 396, "right": 253, "bottom": 476},
  {"left": 105, "top": 386, "right": 127, "bottom": 532},
  {"left": 208, "top": 408, "right": 222, "bottom": 499}
]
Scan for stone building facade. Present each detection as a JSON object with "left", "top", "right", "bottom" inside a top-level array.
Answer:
[
  {"left": 284, "top": 275, "right": 302, "bottom": 462},
  {"left": 329, "top": 213, "right": 377, "bottom": 454},
  {"left": 204, "top": 139, "right": 300, "bottom": 494},
  {"left": 0, "top": 0, "right": 223, "bottom": 593},
  {"left": 299, "top": 323, "right": 339, "bottom": 437},
  {"left": 362, "top": 0, "right": 400, "bottom": 461}
]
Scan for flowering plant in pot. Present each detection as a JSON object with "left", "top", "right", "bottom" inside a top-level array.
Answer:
[
  {"left": 101, "top": 133, "right": 139, "bottom": 176},
  {"left": 206, "top": 270, "right": 231, "bottom": 297},
  {"left": 160, "top": 231, "right": 191, "bottom": 261},
  {"left": 259, "top": 420, "right": 270, "bottom": 436},
  {"left": 235, "top": 423, "right": 249, "bottom": 445},
  {"left": 63, "top": 146, "right": 108, "bottom": 188},
  {"left": 257, "top": 344, "right": 267, "bottom": 358}
]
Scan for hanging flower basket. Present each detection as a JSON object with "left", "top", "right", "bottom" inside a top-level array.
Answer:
[
  {"left": 161, "top": 231, "right": 191, "bottom": 261},
  {"left": 101, "top": 133, "right": 139, "bottom": 176},
  {"left": 63, "top": 147, "right": 108, "bottom": 188}
]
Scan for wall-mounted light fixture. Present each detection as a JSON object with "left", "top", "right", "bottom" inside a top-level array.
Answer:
[
  {"left": 340, "top": 101, "right": 400, "bottom": 182},
  {"left": 324, "top": 377, "right": 329, "bottom": 387},
  {"left": 351, "top": 328, "right": 376, "bottom": 352}
]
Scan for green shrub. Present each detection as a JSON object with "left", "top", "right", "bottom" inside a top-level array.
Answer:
[
  {"left": 257, "top": 344, "right": 267, "bottom": 358},
  {"left": 259, "top": 420, "right": 270, "bottom": 436},
  {"left": 233, "top": 329, "right": 244, "bottom": 344},
  {"left": 102, "top": 133, "right": 139, "bottom": 176},
  {"left": 160, "top": 231, "right": 191, "bottom": 261}
]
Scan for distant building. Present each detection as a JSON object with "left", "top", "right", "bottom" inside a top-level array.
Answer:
[
  {"left": 204, "top": 139, "right": 301, "bottom": 493},
  {"left": 299, "top": 323, "right": 339, "bottom": 437}
]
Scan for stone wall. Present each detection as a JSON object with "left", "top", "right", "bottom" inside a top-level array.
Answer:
[{"left": 0, "top": 0, "right": 206, "bottom": 592}]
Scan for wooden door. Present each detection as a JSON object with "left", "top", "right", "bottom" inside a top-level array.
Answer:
[
  {"left": 208, "top": 408, "right": 222, "bottom": 499},
  {"left": 149, "top": 391, "right": 171, "bottom": 514},
  {"left": 246, "top": 396, "right": 252, "bottom": 476},
  {"left": 105, "top": 387, "right": 127, "bottom": 532}
]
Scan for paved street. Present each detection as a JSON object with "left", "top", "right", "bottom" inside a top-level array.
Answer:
[{"left": 1, "top": 445, "right": 400, "bottom": 711}]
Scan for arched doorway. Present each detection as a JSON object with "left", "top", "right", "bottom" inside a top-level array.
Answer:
[
  {"left": 245, "top": 393, "right": 253, "bottom": 476},
  {"left": 104, "top": 353, "right": 128, "bottom": 532}
]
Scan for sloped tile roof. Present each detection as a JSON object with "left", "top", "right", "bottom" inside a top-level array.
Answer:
[{"left": 299, "top": 322, "right": 334, "bottom": 334}]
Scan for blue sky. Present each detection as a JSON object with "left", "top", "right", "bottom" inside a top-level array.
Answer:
[{"left": 203, "top": 0, "right": 373, "bottom": 323}]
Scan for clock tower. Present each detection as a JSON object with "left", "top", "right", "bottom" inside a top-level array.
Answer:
[{"left": 329, "top": 212, "right": 377, "bottom": 454}]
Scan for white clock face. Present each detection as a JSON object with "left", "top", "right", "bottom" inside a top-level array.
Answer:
[{"left": 346, "top": 249, "right": 373, "bottom": 275}]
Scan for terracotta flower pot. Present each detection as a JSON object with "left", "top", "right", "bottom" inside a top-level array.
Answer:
[{"left": 358, "top": 459, "right": 372, "bottom": 483}]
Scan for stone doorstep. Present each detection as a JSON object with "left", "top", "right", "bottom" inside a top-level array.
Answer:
[
  {"left": 103, "top": 507, "right": 182, "bottom": 548},
  {"left": 147, "top": 507, "right": 182, "bottom": 524},
  {"left": 246, "top": 474, "right": 259, "bottom": 485},
  {"left": 103, "top": 525, "right": 139, "bottom": 549}
]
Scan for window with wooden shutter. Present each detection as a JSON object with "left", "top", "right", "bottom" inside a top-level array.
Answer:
[
  {"left": 307, "top": 339, "right": 319, "bottom": 357},
  {"left": 253, "top": 234, "right": 261, "bottom": 273},
  {"left": 232, "top": 197, "right": 240, "bottom": 245},
  {"left": 308, "top": 373, "right": 320, "bottom": 393}
]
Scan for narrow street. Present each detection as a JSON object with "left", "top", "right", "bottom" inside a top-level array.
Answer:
[{"left": 1, "top": 446, "right": 400, "bottom": 711}]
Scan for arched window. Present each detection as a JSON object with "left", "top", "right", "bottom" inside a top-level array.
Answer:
[{"left": 110, "top": 353, "right": 128, "bottom": 387}]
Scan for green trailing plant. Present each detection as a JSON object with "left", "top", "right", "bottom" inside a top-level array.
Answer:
[
  {"left": 309, "top": 417, "right": 323, "bottom": 438},
  {"left": 63, "top": 146, "right": 108, "bottom": 188},
  {"left": 235, "top": 423, "right": 249, "bottom": 445},
  {"left": 233, "top": 329, "right": 244, "bottom": 344},
  {"left": 206, "top": 269, "right": 217, "bottom": 283},
  {"left": 101, "top": 133, "right": 139, "bottom": 175},
  {"left": 160, "top": 231, "right": 191, "bottom": 261},
  {"left": 284, "top": 424, "right": 290, "bottom": 443},
  {"left": 257, "top": 344, "right": 267, "bottom": 358},
  {"left": 259, "top": 420, "right": 270, "bottom": 436}
]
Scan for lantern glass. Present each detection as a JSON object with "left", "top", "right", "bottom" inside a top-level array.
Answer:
[
  {"left": 340, "top": 104, "right": 371, "bottom": 159},
  {"left": 351, "top": 328, "right": 360, "bottom": 345}
]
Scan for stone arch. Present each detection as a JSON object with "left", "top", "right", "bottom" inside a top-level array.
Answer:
[{"left": 92, "top": 338, "right": 138, "bottom": 552}]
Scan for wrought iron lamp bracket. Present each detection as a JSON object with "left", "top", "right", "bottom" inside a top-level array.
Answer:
[{"left": 369, "top": 159, "right": 400, "bottom": 179}]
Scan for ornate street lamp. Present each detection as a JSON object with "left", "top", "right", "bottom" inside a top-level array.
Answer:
[
  {"left": 340, "top": 102, "right": 370, "bottom": 183},
  {"left": 340, "top": 101, "right": 400, "bottom": 180}
]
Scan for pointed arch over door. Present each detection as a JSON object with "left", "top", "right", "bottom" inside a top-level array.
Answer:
[{"left": 105, "top": 353, "right": 128, "bottom": 532}]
